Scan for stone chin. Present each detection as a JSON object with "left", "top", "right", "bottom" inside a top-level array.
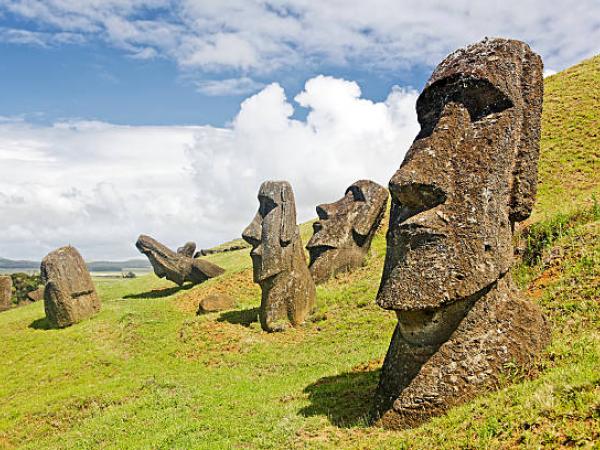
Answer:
[{"left": 308, "top": 244, "right": 366, "bottom": 284}]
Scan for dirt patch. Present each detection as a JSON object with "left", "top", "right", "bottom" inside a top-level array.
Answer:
[{"left": 175, "top": 269, "right": 259, "bottom": 313}]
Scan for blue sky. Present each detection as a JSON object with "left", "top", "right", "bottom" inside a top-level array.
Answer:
[{"left": 0, "top": 1, "right": 599, "bottom": 260}]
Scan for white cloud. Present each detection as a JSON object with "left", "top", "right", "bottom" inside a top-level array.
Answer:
[
  {"left": 195, "top": 77, "right": 264, "bottom": 96},
  {"left": 0, "top": 1, "right": 598, "bottom": 78},
  {"left": 0, "top": 76, "right": 418, "bottom": 260},
  {"left": 543, "top": 68, "right": 557, "bottom": 78}
]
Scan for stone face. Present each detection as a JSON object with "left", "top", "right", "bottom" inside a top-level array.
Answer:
[
  {"left": 0, "top": 275, "right": 12, "bottom": 312},
  {"left": 242, "top": 181, "right": 316, "bottom": 332},
  {"left": 197, "top": 293, "right": 236, "bottom": 314},
  {"left": 136, "top": 235, "right": 225, "bottom": 286},
  {"left": 307, "top": 180, "right": 388, "bottom": 283},
  {"left": 177, "top": 241, "right": 197, "bottom": 258},
  {"left": 373, "top": 38, "right": 549, "bottom": 428},
  {"left": 41, "top": 246, "right": 101, "bottom": 328}
]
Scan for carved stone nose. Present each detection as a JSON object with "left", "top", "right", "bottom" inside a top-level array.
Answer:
[{"left": 389, "top": 182, "right": 447, "bottom": 211}]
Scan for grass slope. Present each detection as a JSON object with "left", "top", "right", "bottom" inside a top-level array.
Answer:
[{"left": 1, "top": 57, "right": 599, "bottom": 449}]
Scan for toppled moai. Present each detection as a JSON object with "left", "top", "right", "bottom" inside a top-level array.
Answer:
[
  {"left": 177, "top": 241, "right": 197, "bottom": 258},
  {"left": 136, "top": 235, "right": 224, "bottom": 286},
  {"left": 242, "top": 181, "right": 315, "bottom": 332},
  {"left": 372, "top": 38, "right": 550, "bottom": 429},
  {"left": 41, "top": 246, "right": 101, "bottom": 328},
  {"left": 0, "top": 275, "right": 12, "bottom": 312},
  {"left": 307, "top": 180, "right": 388, "bottom": 283}
]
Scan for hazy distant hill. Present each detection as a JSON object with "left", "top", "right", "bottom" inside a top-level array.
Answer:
[{"left": 0, "top": 257, "right": 151, "bottom": 271}]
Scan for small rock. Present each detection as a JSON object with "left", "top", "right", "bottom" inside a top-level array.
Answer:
[{"left": 197, "top": 293, "right": 236, "bottom": 314}]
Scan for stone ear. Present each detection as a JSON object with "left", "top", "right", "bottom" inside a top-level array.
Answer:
[
  {"left": 280, "top": 183, "right": 296, "bottom": 245},
  {"left": 509, "top": 53, "right": 543, "bottom": 223}
]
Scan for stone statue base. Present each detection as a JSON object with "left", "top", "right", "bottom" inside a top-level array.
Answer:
[{"left": 372, "top": 275, "right": 549, "bottom": 429}]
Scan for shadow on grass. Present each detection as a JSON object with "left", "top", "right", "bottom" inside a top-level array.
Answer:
[
  {"left": 123, "top": 283, "right": 194, "bottom": 300},
  {"left": 29, "top": 317, "right": 53, "bottom": 330},
  {"left": 299, "top": 369, "right": 380, "bottom": 428},
  {"left": 217, "top": 307, "right": 259, "bottom": 327}
]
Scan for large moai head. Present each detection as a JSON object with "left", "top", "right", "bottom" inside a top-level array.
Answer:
[
  {"left": 377, "top": 38, "right": 543, "bottom": 312},
  {"left": 242, "top": 181, "right": 299, "bottom": 283},
  {"left": 41, "top": 246, "right": 101, "bottom": 328},
  {"left": 372, "top": 38, "right": 548, "bottom": 429},
  {"left": 306, "top": 180, "right": 388, "bottom": 283},
  {"left": 242, "top": 181, "right": 315, "bottom": 332}
]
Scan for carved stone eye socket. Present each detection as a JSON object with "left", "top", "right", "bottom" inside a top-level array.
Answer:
[
  {"left": 346, "top": 185, "right": 366, "bottom": 202},
  {"left": 258, "top": 195, "right": 277, "bottom": 218},
  {"left": 416, "top": 76, "right": 514, "bottom": 139}
]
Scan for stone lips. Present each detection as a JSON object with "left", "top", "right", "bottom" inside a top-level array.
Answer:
[
  {"left": 242, "top": 181, "right": 316, "bottom": 332},
  {"left": 0, "top": 275, "right": 12, "bottom": 312},
  {"left": 307, "top": 179, "right": 388, "bottom": 284},
  {"left": 136, "top": 234, "right": 225, "bottom": 286},
  {"left": 373, "top": 37, "right": 550, "bottom": 429},
  {"left": 41, "top": 246, "right": 101, "bottom": 328}
]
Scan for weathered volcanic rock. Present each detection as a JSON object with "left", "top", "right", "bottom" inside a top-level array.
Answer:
[
  {"left": 242, "top": 181, "right": 316, "bottom": 332},
  {"left": 0, "top": 275, "right": 12, "bottom": 312},
  {"left": 41, "top": 246, "right": 101, "bottom": 328},
  {"left": 197, "top": 293, "right": 236, "bottom": 314},
  {"left": 372, "top": 38, "right": 549, "bottom": 428},
  {"left": 177, "top": 241, "right": 197, "bottom": 258},
  {"left": 307, "top": 179, "right": 388, "bottom": 284},
  {"left": 136, "top": 235, "right": 224, "bottom": 286}
]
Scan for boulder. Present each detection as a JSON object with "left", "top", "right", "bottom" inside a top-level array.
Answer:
[
  {"left": 41, "top": 246, "right": 101, "bottom": 328},
  {"left": 26, "top": 286, "right": 44, "bottom": 302},
  {"left": 197, "top": 293, "right": 236, "bottom": 314}
]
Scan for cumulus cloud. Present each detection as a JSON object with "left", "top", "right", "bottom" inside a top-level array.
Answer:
[
  {"left": 0, "top": 1, "right": 598, "bottom": 80},
  {"left": 0, "top": 76, "right": 418, "bottom": 260}
]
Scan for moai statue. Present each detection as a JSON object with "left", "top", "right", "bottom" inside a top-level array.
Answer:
[
  {"left": 242, "top": 181, "right": 316, "bottom": 332},
  {"left": 0, "top": 275, "right": 12, "bottom": 312},
  {"left": 41, "top": 246, "right": 101, "bottom": 328},
  {"left": 136, "top": 235, "right": 224, "bottom": 286},
  {"left": 372, "top": 38, "right": 550, "bottom": 428},
  {"left": 306, "top": 180, "right": 388, "bottom": 284},
  {"left": 177, "top": 242, "right": 197, "bottom": 258}
]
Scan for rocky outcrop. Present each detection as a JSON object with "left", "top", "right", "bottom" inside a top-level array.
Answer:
[
  {"left": 136, "top": 235, "right": 224, "bottom": 286},
  {"left": 307, "top": 180, "right": 388, "bottom": 283},
  {"left": 41, "top": 246, "right": 101, "bottom": 328},
  {"left": 242, "top": 181, "right": 315, "bottom": 332},
  {"left": 373, "top": 38, "right": 549, "bottom": 428},
  {"left": 0, "top": 276, "right": 12, "bottom": 312}
]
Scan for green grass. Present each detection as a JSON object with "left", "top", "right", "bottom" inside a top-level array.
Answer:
[{"left": 1, "top": 56, "right": 599, "bottom": 449}]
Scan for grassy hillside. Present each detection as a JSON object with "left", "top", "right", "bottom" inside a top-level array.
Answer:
[{"left": 0, "top": 57, "right": 599, "bottom": 449}]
